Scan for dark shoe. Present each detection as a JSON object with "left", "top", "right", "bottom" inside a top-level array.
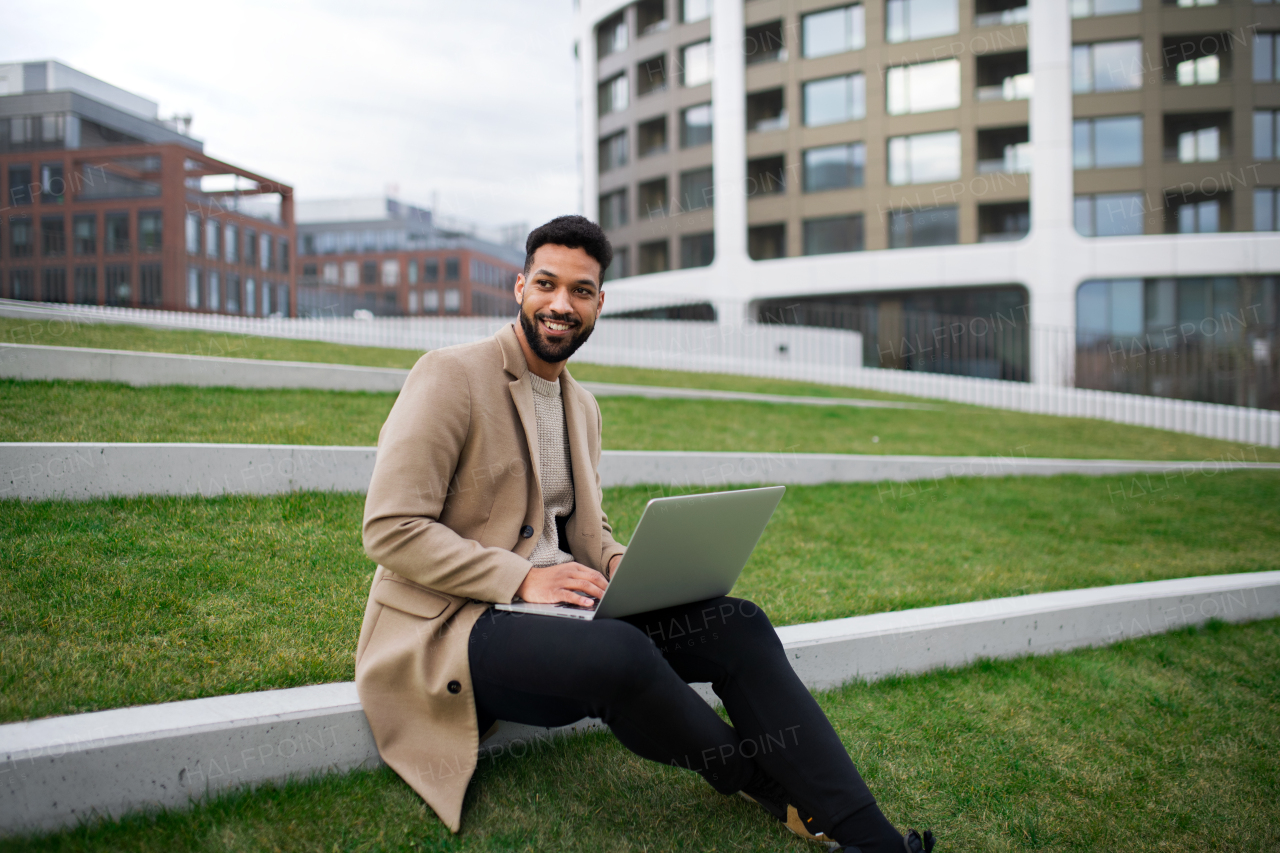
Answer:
[{"left": 903, "top": 828, "right": 936, "bottom": 852}]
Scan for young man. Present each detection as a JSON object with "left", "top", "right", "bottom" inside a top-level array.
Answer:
[{"left": 354, "top": 215, "right": 935, "bottom": 852}]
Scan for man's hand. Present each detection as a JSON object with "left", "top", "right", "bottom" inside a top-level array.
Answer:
[{"left": 516, "top": 562, "right": 608, "bottom": 608}]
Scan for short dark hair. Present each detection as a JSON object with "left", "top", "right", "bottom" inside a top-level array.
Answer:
[{"left": 523, "top": 215, "right": 612, "bottom": 282}]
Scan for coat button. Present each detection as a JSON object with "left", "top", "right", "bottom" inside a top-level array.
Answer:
[
  {"left": 520, "top": 525, "right": 534, "bottom": 539},
  {"left": 447, "top": 680, "right": 461, "bottom": 694}
]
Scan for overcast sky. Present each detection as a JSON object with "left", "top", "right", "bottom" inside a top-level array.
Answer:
[{"left": 10, "top": 0, "right": 582, "bottom": 231}]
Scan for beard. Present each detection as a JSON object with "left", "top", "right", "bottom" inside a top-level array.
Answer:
[{"left": 519, "top": 300, "right": 596, "bottom": 364}]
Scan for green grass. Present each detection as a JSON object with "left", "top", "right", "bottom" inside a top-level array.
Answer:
[
  {"left": 4, "top": 471, "right": 1278, "bottom": 724},
  {"left": 1, "top": 317, "right": 427, "bottom": 369},
  {"left": 4, "top": 378, "right": 1278, "bottom": 462},
  {"left": 9, "top": 617, "right": 1279, "bottom": 852}
]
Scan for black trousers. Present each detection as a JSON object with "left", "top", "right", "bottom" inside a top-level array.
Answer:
[{"left": 468, "top": 596, "right": 877, "bottom": 833}]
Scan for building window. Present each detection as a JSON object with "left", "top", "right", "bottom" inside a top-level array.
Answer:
[
  {"left": 745, "top": 20, "right": 786, "bottom": 65},
  {"left": 73, "top": 214, "right": 95, "bottom": 255},
  {"left": 638, "top": 55, "right": 667, "bottom": 95},
  {"left": 680, "top": 232, "right": 714, "bottom": 268},
  {"left": 225, "top": 273, "right": 241, "bottom": 313},
  {"left": 343, "top": 261, "right": 359, "bottom": 287},
  {"left": 361, "top": 261, "right": 377, "bottom": 285},
  {"left": 1175, "top": 199, "right": 1221, "bottom": 233},
  {"left": 208, "top": 270, "right": 221, "bottom": 311},
  {"left": 681, "top": 40, "right": 712, "bottom": 87},
  {"left": 1074, "top": 192, "right": 1146, "bottom": 236},
  {"left": 604, "top": 246, "right": 631, "bottom": 281},
  {"left": 187, "top": 267, "right": 200, "bottom": 308},
  {"left": 105, "top": 264, "right": 131, "bottom": 307},
  {"left": 599, "top": 188, "right": 629, "bottom": 230},
  {"left": 599, "top": 131, "right": 629, "bottom": 172},
  {"left": 185, "top": 213, "right": 200, "bottom": 255},
  {"left": 1073, "top": 116, "right": 1143, "bottom": 168},
  {"left": 74, "top": 266, "right": 97, "bottom": 304},
  {"left": 802, "top": 4, "right": 865, "bottom": 58},
  {"left": 1070, "top": 0, "right": 1139, "bottom": 17},
  {"left": 747, "top": 155, "right": 787, "bottom": 196},
  {"left": 597, "top": 10, "right": 627, "bottom": 58},
  {"left": 443, "top": 258, "right": 458, "bottom": 281},
  {"left": 1254, "top": 188, "right": 1280, "bottom": 231},
  {"left": 748, "top": 223, "right": 787, "bottom": 260},
  {"left": 599, "top": 74, "right": 629, "bottom": 116},
  {"left": 41, "top": 216, "right": 66, "bottom": 257},
  {"left": 978, "top": 201, "right": 1030, "bottom": 242},
  {"left": 245, "top": 278, "right": 257, "bottom": 315},
  {"left": 205, "top": 219, "right": 219, "bottom": 259},
  {"left": 9, "top": 269, "right": 34, "bottom": 301},
  {"left": 280, "top": 238, "right": 290, "bottom": 273},
  {"left": 1176, "top": 125, "right": 1220, "bottom": 162},
  {"left": 804, "top": 143, "right": 865, "bottom": 192},
  {"left": 682, "top": 0, "right": 711, "bottom": 23},
  {"left": 40, "top": 163, "right": 65, "bottom": 204},
  {"left": 679, "top": 166, "right": 714, "bottom": 211},
  {"left": 423, "top": 289, "right": 440, "bottom": 312},
  {"left": 444, "top": 288, "right": 461, "bottom": 313},
  {"left": 1072, "top": 41, "right": 1143, "bottom": 93},
  {"left": 1255, "top": 110, "right": 1280, "bottom": 161},
  {"left": 8, "top": 164, "right": 33, "bottom": 206},
  {"left": 680, "top": 102, "right": 713, "bottom": 147},
  {"left": 803, "top": 74, "right": 866, "bottom": 126},
  {"left": 1255, "top": 33, "right": 1280, "bottom": 82},
  {"left": 225, "top": 224, "right": 238, "bottom": 263},
  {"left": 638, "top": 239, "right": 670, "bottom": 274},
  {"left": 746, "top": 88, "right": 787, "bottom": 132},
  {"left": 977, "top": 126, "right": 1031, "bottom": 173},
  {"left": 321, "top": 263, "right": 339, "bottom": 284},
  {"left": 638, "top": 115, "right": 668, "bottom": 156},
  {"left": 382, "top": 259, "right": 400, "bottom": 286},
  {"left": 407, "top": 259, "right": 418, "bottom": 285},
  {"left": 138, "top": 211, "right": 162, "bottom": 253},
  {"left": 260, "top": 233, "right": 272, "bottom": 271},
  {"left": 638, "top": 177, "right": 669, "bottom": 219},
  {"left": 886, "top": 59, "right": 961, "bottom": 115},
  {"left": 42, "top": 268, "right": 67, "bottom": 303},
  {"left": 804, "top": 214, "right": 866, "bottom": 254},
  {"left": 888, "top": 131, "right": 961, "bottom": 185},
  {"left": 638, "top": 0, "right": 667, "bottom": 35},
  {"left": 105, "top": 212, "right": 130, "bottom": 254},
  {"left": 424, "top": 258, "right": 440, "bottom": 282},
  {"left": 889, "top": 207, "right": 958, "bottom": 248},
  {"left": 886, "top": 0, "right": 959, "bottom": 44},
  {"left": 10, "top": 217, "right": 33, "bottom": 258}
]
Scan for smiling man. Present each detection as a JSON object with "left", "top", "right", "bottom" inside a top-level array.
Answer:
[{"left": 354, "top": 215, "right": 934, "bottom": 853}]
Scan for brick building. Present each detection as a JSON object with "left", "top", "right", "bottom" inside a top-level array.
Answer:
[
  {"left": 295, "top": 197, "right": 524, "bottom": 318},
  {"left": 0, "top": 60, "right": 295, "bottom": 316}
]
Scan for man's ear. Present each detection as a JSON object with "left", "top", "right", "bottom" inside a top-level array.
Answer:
[{"left": 513, "top": 273, "right": 526, "bottom": 304}]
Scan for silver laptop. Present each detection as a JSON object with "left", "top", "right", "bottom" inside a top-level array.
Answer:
[{"left": 495, "top": 485, "right": 785, "bottom": 621}]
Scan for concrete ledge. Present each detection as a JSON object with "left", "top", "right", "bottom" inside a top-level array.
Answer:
[
  {"left": 4, "top": 443, "right": 1278, "bottom": 501},
  {"left": 3, "top": 571, "right": 1277, "bottom": 836},
  {"left": 1, "top": 343, "right": 918, "bottom": 408}
]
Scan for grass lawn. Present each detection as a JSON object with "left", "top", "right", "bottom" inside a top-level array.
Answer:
[
  {"left": 4, "top": 471, "right": 1278, "bottom": 723},
  {"left": 4, "top": 378, "right": 1278, "bottom": 462},
  {"left": 9, "top": 617, "right": 1279, "bottom": 852}
]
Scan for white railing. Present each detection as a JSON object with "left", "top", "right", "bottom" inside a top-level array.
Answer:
[{"left": 3, "top": 299, "right": 1278, "bottom": 447}]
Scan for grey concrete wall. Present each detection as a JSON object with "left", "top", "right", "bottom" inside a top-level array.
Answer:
[
  {"left": 4, "top": 443, "right": 1277, "bottom": 501},
  {"left": 3, "top": 571, "right": 1276, "bottom": 836}
]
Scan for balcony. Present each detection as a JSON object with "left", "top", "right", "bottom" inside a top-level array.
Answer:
[
  {"left": 974, "top": 0, "right": 1029, "bottom": 27},
  {"left": 746, "top": 88, "right": 788, "bottom": 133},
  {"left": 978, "top": 143, "right": 1032, "bottom": 174},
  {"left": 977, "top": 73, "right": 1032, "bottom": 102},
  {"left": 977, "top": 126, "right": 1031, "bottom": 174}
]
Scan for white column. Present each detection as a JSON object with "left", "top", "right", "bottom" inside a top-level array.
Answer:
[
  {"left": 711, "top": 0, "right": 749, "bottom": 289},
  {"left": 1026, "top": 0, "right": 1082, "bottom": 385},
  {"left": 578, "top": 16, "right": 600, "bottom": 223}
]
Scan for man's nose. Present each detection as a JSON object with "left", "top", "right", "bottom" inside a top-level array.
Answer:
[{"left": 548, "top": 287, "right": 575, "bottom": 317}]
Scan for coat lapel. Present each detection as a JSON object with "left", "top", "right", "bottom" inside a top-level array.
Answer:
[{"left": 499, "top": 324, "right": 543, "bottom": 498}]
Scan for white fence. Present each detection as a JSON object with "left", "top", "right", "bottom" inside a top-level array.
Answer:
[{"left": 3, "top": 299, "right": 1278, "bottom": 447}]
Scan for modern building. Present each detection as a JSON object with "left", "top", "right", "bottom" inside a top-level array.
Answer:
[
  {"left": 577, "top": 0, "right": 1280, "bottom": 408},
  {"left": 0, "top": 60, "right": 296, "bottom": 317},
  {"left": 295, "top": 197, "right": 524, "bottom": 317}
]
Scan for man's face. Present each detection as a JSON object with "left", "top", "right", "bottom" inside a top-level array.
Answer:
[{"left": 514, "top": 244, "right": 604, "bottom": 364}]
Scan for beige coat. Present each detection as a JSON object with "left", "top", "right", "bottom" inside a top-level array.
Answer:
[{"left": 354, "top": 323, "right": 627, "bottom": 832}]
